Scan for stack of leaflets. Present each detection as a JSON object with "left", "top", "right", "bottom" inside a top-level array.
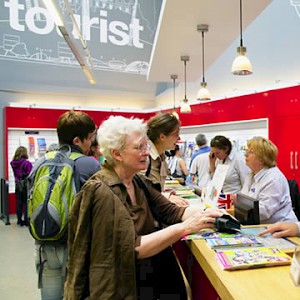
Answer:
[
  {"left": 215, "top": 247, "right": 292, "bottom": 270},
  {"left": 206, "top": 236, "right": 263, "bottom": 250},
  {"left": 182, "top": 227, "right": 298, "bottom": 253}
]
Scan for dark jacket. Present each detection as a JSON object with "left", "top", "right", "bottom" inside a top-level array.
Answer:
[
  {"left": 10, "top": 158, "right": 32, "bottom": 183},
  {"left": 64, "top": 171, "right": 137, "bottom": 300},
  {"left": 64, "top": 163, "right": 186, "bottom": 300}
]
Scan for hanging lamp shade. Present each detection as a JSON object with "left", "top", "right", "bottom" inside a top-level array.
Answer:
[
  {"left": 197, "top": 24, "right": 211, "bottom": 101},
  {"left": 170, "top": 74, "right": 179, "bottom": 119},
  {"left": 232, "top": 46, "right": 253, "bottom": 75},
  {"left": 180, "top": 98, "right": 191, "bottom": 113},
  {"left": 172, "top": 110, "right": 179, "bottom": 119},
  {"left": 180, "top": 56, "right": 191, "bottom": 114},
  {"left": 232, "top": 0, "right": 253, "bottom": 76},
  {"left": 197, "top": 81, "right": 211, "bottom": 100}
]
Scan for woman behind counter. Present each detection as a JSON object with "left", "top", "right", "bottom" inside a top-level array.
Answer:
[
  {"left": 64, "top": 116, "right": 223, "bottom": 300},
  {"left": 241, "top": 137, "right": 298, "bottom": 224},
  {"left": 209, "top": 135, "right": 250, "bottom": 194},
  {"left": 142, "top": 112, "right": 189, "bottom": 206}
]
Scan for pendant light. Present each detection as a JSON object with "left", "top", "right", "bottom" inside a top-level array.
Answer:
[
  {"left": 180, "top": 56, "right": 191, "bottom": 113},
  {"left": 196, "top": 24, "right": 211, "bottom": 101},
  {"left": 231, "top": 0, "right": 253, "bottom": 75},
  {"left": 170, "top": 74, "right": 179, "bottom": 119}
]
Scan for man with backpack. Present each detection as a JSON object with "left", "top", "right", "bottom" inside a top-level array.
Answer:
[{"left": 27, "top": 110, "right": 101, "bottom": 300}]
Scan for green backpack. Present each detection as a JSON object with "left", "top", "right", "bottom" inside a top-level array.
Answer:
[{"left": 27, "top": 146, "right": 83, "bottom": 242}]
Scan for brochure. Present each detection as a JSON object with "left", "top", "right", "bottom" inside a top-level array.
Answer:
[
  {"left": 215, "top": 247, "right": 292, "bottom": 270},
  {"left": 181, "top": 229, "right": 235, "bottom": 241},
  {"left": 206, "top": 236, "right": 263, "bottom": 249},
  {"left": 181, "top": 227, "right": 298, "bottom": 252}
]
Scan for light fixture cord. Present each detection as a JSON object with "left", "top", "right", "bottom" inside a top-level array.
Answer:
[
  {"left": 240, "top": 0, "right": 243, "bottom": 47},
  {"left": 184, "top": 60, "right": 187, "bottom": 99},
  {"left": 173, "top": 77, "right": 176, "bottom": 109},
  {"left": 202, "top": 30, "right": 205, "bottom": 83}
]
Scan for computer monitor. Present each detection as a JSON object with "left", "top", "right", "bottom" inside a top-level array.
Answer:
[{"left": 234, "top": 193, "right": 260, "bottom": 225}]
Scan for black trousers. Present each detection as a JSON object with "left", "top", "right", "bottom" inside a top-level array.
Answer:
[
  {"left": 136, "top": 246, "right": 187, "bottom": 300},
  {"left": 15, "top": 186, "right": 28, "bottom": 224}
]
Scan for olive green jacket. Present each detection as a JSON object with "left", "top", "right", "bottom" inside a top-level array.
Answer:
[{"left": 64, "top": 170, "right": 136, "bottom": 300}]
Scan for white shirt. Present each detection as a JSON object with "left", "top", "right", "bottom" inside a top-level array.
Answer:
[
  {"left": 189, "top": 151, "right": 210, "bottom": 188},
  {"left": 241, "top": 167, "right": 298, "bottom": 224},
  {"left": 214, "top": 148, "right": 250, "bottom": 194}
]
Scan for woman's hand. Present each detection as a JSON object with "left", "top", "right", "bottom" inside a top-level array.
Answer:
[
  {"left": 259, "top": 222, "right": 299, "bottom": 238},
  {"left": 168, "top": 194, "right": 189, "bottom": 207},
  {"left": 181, "top": 210, "right": 223, "bottom": 236}
]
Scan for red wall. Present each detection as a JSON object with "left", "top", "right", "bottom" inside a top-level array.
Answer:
[
  {"left": 4, "top": 85, "right": 300, "bottom": 213},
  {"left": 4, "top": 107, "right": 154, "bottom": 176},
  {"left": 4, "top": 107, "right": 154, "bottom": 213}
]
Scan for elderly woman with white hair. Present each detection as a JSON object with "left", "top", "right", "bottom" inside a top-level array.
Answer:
[{"left": 64, "top": 116, "right": 223, "bottom": 300}]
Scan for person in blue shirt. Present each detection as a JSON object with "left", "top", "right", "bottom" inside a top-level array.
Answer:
[{"left": 189, "top": 133, "right": 210, "bottom": 168}]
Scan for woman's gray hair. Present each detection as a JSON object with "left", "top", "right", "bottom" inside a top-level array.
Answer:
[{"left": 98, "top": 116, "right": 147, "bottom": 165}]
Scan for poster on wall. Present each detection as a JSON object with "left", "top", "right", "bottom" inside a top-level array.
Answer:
[{"left": 19, "top": 136, "right": 47, "bottom": 162}]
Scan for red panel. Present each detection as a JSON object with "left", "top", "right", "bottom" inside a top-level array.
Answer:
[
  {"left": 4, "top": 107, "right": 153, "bottom": 129},
  {"left": 4, "top": 107, "right": 153, "bottom": 179},
  {"left": 4, "top": 84, "right": 300, "bottom": 213},
  {"left": 8, "top": 193, "right": 16, "bottom": 215},
  {"left": 174, "top": 91, "right": 271, "bottom": 127},
  {"left": 273, "top": 85, "right": 300, "bottom": 117}
]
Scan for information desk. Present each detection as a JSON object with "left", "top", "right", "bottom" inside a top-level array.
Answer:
[{"left": 174, "top": 234, "right": 300, "bottom": 300}]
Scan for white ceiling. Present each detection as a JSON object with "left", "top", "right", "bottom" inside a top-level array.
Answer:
[{"left": 148, "top": 0, "right": 272, "bottom": 82}]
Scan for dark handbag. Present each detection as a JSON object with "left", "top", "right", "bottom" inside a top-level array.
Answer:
[{"left": 17, "top": 177, "right": 27, "bottom": 192}]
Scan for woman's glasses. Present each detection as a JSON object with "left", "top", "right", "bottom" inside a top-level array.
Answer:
[
  {"left": 245, "top": 149, "right": 255, "bottom": 155},
  {"left": 132, "top": 143, "right": 151, "bottom": 153}
]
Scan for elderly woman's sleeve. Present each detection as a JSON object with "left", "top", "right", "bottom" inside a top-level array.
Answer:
[
  {"left": 64, "top": 182, "right": 95, "bottom": 299},
  {"left": 65, "top": 180, "right": 137, "bottom": 299},
  {"left": 139, "top": 176, "right": 186, "bottom": 225}
]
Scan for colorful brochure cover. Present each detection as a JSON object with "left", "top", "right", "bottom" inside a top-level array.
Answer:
[
  {"left": 216, "top": 247, "right": 292, "bottom": 270},
  {"left": 181, "top": 229, "right": 236, "bottom": 241},
  {"left": 206, "top": 236, "right": 263, "bottom": 249}
]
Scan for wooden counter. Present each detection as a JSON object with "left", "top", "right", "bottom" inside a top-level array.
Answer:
[{"left": 174, "top": 235, "right": 300, "bottom": 300}]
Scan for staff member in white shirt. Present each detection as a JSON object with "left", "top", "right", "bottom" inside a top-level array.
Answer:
[
  {"left": 241, "top": 137, "right": 298, "bottom": 224},
  {"left": 209, "top": 135, "right": 250, "bottom": 194}
]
